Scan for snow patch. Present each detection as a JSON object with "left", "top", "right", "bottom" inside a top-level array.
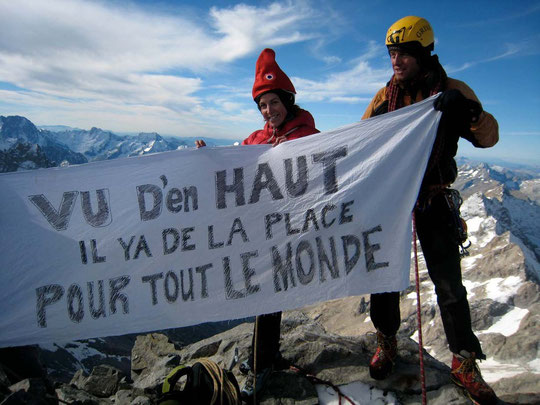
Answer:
[
  {"left": 484, "top": 276, "right": 522, "bottom": 303},
  {"left": 462, "top": 279, "right": 483, "bottom": 298},
  {"left": 481, "top": 357, "right": 532, "bottom": 383},
  {"left": 461, "top": 254, "right": 482, "bottom": 271},
  {"left": 144, "top": 139, "right": 156, "bottom": 153},
  {"left": 462, "top": 193, "right": 486, "bottom": 217},
  {"left": 480, "top": 306, "right": 528, "bottom": 336},
  {"left": 424, "top": 288, "right": 437, "bottom": 305},
  {"left": 527, "top": 358, "right": 540, "bottom": 374},
  {"left": 461, "top": 195, "right": 499, "bottom": 247},
  {"left": 39, "top": 340, "right": 126, "bottom": 374},
  {"left": 466, "top": 217, "right": 484, "bottom": 233},
  {"left": 469, "top": 220, "right": 497, "bottom": 247}
]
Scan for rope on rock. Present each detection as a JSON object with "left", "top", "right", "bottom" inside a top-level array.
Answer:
[
  {"left": 252, "top": 316, "right": 259, "bottom": 405},
  {"left": 412, "top": 211, "right": 428, "bottom": 405},
  {"left": 289, "top": 365, "right": 356, "bottom": 405}
]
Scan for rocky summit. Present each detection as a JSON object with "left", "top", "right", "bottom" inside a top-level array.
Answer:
[
  {"left": 1, "top": 308, "right": 538, "bottom": 404},
  {"left": 0, "top": 116, "right": 539, "bottom": 404}
]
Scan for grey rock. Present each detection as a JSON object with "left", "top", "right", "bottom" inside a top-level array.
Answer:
[
  {"left": 178, "top": 322, "right": 253, "bottom": 369},
  {"left": 258, "top": 370, "right": 318, "bottom": 404},
  {"left": 131, "top": 354, "right": 180, "bottom": 391},
  {"left": 70, "top": 369, "right": 88, "bottom": 389},
  {"left": 113, "top": 389, "right": 133, "bottom": 404},
  {"left": 71, "top": 365, "right": 124, "bottom": 398},
  {"left": 513, "top": 282, "right": 540, "bottom": 307},
  {"left": 131, "top": 333, "right": 182, "bottom": 380},
  {"left": 55, "top": 382, "right": 111, "bottom": 404},
  {"left": 0, "top": 390, "right": 51, "bottom": 405},
  {"left": 130, "top": 395, "right": 152, "bottom": 405},
  {"left": 401, "top": 383, "right": 467, "bottom": 404},
  {"left": 478, "top": 333, "right": 507, "bottom": 357},
  {"left": 142, "top": 313, "right": 454, "bottom": 404},
  {"left": 8, "top": 378, "right": 49, "bottom": 398},
  {"left": 492, "top": 372, "right": 540, "bottom": 398},
  {"left": 470, "top": 300, "right": 512, "bottom": 330}
]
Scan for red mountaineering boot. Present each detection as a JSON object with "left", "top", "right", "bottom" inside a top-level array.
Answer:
[
  {"left": 369, "top": 331, "right": 397, "bottom": 380},
  {"left": 451, "top": 352, "right": 498, "bottom": 405}
]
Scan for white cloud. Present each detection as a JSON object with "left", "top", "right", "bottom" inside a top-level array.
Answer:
[
  {"left": 209, "top": 1, "right": 318, "bottom": 60},
  {"left": 0, "top": 0, "right": 404, "bottom": 136},
  {"left": 329, "top": 96, "right": 370, "bottom": 103},
  {"left": 445, "top": 40, "right": 534, "bottom": 74},
  {"left": 0, "top": 0, "right": 214, "bottom": 71},
  {"left": 294, "top": 62, "right": 390, "bottom": 102},
  {"left": 292, "top": 40, "right": 390, "bottom": 102},
  {"left": 0, "top": 0, "right": 322, "bottom": 77},
  {"left": 323, "top": 55, "right": 342, "bottom": 64},
  {"left": 0, "top": 0, "right": 326, "bottom": 134}
]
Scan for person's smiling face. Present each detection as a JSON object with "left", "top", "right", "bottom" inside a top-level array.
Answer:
[
  {"left": 258, "top": 92, "right": 287, "bottom": 128},
  {"left": 389, "top": 50, "right": 420, "bottom": 83}
]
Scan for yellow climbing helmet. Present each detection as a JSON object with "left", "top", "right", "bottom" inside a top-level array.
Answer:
[{"left": 386, "top": 16, "right": 434, "bottom": 51}]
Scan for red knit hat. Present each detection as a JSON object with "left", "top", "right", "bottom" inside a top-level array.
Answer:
[{"left": 252, "top": 48, "right": 296, "bottom": 100}]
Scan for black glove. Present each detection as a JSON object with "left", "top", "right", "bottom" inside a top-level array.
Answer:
[{"left": 434, "top": 89, "right": 482, "bottom": 123}]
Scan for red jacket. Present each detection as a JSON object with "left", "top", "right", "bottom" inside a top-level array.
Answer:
[{"left": 242, "top": 109, "right": 319, "bottom": 145}]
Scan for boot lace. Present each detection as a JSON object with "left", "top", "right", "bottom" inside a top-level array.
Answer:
[
  {"left": 452, "top": 356, "right": 485, "bottom": 383},
  {"left": 376, "top": 332, "right": 396, "bottom": 361}
]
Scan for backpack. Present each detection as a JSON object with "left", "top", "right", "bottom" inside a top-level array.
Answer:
[{"left": 157, "top": 358, "right": 241, "bottom": 405}]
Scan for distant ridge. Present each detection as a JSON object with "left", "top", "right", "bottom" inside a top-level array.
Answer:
[{"left": 1, "top": 115, "right": 239, "bottom": 172}]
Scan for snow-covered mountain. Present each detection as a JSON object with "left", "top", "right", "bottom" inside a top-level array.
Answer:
[
  {"left": 0, "top": 116, "right": 87, "bottom": 169},
  {"left": 0, "top": 115, "right": 228, "bottom": 172},
  {"left": 48, "top": 127, "right": 189, "bottom": 161},
  {"left": 0, "top": 115, "right": 49, "bottom": 149},
  {"left": 0, "top": 143, "right": 55, "bottom": 172},
  {"left": 424, "top": 163, "right": 539, "bottom": 379},
  {"left": 303, "top": 161, "right": 540, "bottom": 401}
]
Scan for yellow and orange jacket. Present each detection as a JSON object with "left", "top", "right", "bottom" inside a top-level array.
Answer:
[
  {"left": 362, "top": 77, "right": 498, "bottom": 190},
  {"left": 362, "top": 78, "right": 498, "bottom": 148}
]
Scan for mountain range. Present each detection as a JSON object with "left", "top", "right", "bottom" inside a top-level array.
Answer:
[
  {"left": 0, "top": 114, "right": 539, "bottom": 404},
  {"left": 0, "top": 115, "right": 237, "bottom": 173}
]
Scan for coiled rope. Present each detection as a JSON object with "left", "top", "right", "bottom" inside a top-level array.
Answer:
[{"left": 197, "top": 358, "right": 240, "bottom": 405}]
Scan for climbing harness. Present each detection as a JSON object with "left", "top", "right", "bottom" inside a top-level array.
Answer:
[{"left": 443, "top": 188, "right": 471, "bottom": 256}]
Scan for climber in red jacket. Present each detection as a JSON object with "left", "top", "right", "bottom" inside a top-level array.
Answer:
[{"left": 196, "top": 48, "right": 320, "bottom": 402}]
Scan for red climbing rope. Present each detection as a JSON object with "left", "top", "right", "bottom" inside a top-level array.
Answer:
[{"left": 412, "top": 212, "right": 428, "bottom": 405}]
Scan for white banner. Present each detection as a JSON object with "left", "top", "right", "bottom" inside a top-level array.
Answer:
[{"left": 0, "top": 97, "right": 441, "bottom": 347}]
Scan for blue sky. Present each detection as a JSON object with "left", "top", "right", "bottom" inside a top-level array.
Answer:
[{"left": 1, "top": 0, "right": 539, "bottom": 165}]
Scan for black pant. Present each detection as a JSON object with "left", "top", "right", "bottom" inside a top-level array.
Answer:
[
  {"left": 370, "top": 193, "right": 484, "bottom": 357},
  {"left": 248, "top": 311, "right": 282, "bottom": 370}
]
